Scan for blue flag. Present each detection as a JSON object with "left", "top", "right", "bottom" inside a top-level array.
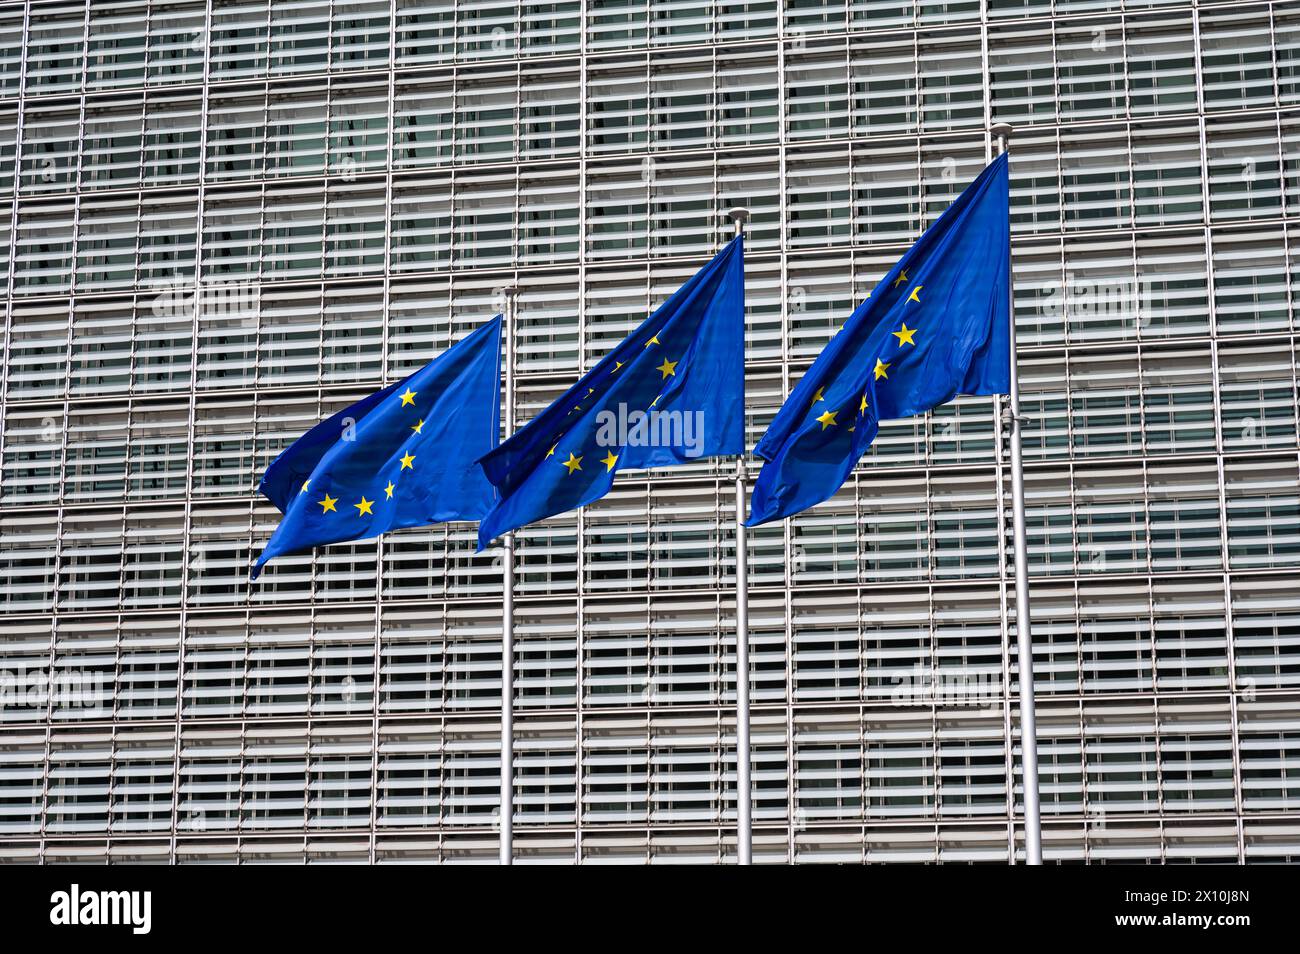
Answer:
[
  {"left": 252, "top": 315, "right": 503, "bottom": 577},
  {"left": 748, "top": 154, "right": 1010, "bottom": 526},
  {"left": 477, "top": 237, "right": 745, "bottom": 549}
]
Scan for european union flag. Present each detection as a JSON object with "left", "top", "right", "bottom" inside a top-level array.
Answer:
[
  {"left": 477, "top": 237, "right": 745, "bottom": 549},
  {"left": 748, "top": 154, "right": 1010, "bottom": 526},
  {"left": 252, "top": 315, "right": 503, "bottom": 578}
]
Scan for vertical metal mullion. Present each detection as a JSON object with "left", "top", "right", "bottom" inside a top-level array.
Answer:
[
  {"left": 1144, "top": 571, "right": 1164, "bottom": 856},
  {"left": 0, "top": 29, "right": 33, "bottom": 869},
  {"left": 575, "top": 0, "right": 588, "bottom": 863},
  {"left": 304, "top": 52, "right": 331, "bottom": 849},
  {"left": 775, "top": 0, "right": 798, "bottom": 869},
  {"left": 66, "top": 0, "right": 92, "bottom": 860},
  {"left": 37, "top": 622, "right": 53, "bottom": 865},
  {"left": 303, "top": 609, "right": 314, "bottom": 861},
  {"left": 0, "top": 0, "right": 29, "bottom": 499},
  {"left": 366, "top": 0, "right": 400, "bottom": 869},
  {"left": 123, "top": 73, "right": 148, "bottom": 603},
  {"left": 17, "top": 5, "right": 42, "bottom": 868},
  {"left": 168, "top": 0, "right": 213, "bottom": 865},
  {"left": 1191, "top": 0, "right": 1247, "bottom": 865},
  {"left": 40, "top": 7, "right": 83, "bottom": 861},
  {"left": 55, "top": 0, "right": 89, "bottom": 622},
  {"left": 980, "top": 0, "right": 993, "bottom": 156},
  {"left": 1271, "top": 29, "right": 1299, "bottom": 479}
]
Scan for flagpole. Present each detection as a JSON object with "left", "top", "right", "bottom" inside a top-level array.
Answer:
[
  {"left": 500, "top": 284, "right": 518, "bottom": 865},
  {"left": 727, "top": 207, "right": 752, "bottom": 865},
  {"left": 992, "top": 122, "right": 1043, "bottom": 865}
]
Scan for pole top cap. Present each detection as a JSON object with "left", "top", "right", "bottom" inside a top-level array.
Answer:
[
  {"left": 991, "top": 122, "right": 1014, "bottom": 140},
  {"left": 727, "top": 207, "right": 751, "bottom": 225},
  {"left": 499, "top": 283, "right": 519, "bottom": 296}
]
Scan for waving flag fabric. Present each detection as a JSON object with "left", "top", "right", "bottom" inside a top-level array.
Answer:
[
  {"left": 476, "top": 237, "right": 745, "bottom": 549},
  {"left": 748, "top": 153, "right": 1011, "bottom": 526},
  {"left": 252, "top": 315, "right": 502, "bottom": 577}
]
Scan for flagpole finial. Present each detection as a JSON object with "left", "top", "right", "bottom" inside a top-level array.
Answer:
[
  {"left": 727, "top": 207, "right": 750, "bottom": 238},
  {"left": 498, "top": 284, "right": 519, "bottom": 321},
  {"left": 991, "top": 122, "right": 1013, "bottom": 156}
]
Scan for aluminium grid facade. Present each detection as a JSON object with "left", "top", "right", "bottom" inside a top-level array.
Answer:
[{"left": 0, "top": 0, "right": 1298, "bottom": 863}]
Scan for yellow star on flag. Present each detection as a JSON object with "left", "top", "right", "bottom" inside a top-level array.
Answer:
[
  {"left": 656, "top": 358, "right": 677, "bottom": 379},
  {"left": 355, "top": 496, "right": 374, "bottom": 516},
  {"left": 319, "top": 494, "right": 338, "bottom": 513},
  {"left": 384, "top": 481, "right": 395, "bottom": 499},
  {"left": 412, "top": 418, "right": 424, "bottom": 434},
  {"left": 907, "top": 286, "right": 922, "bottom": 304},
  {"left": 811, "top": 387, "right": 825, "bottom": 406},
  {"left": 399, "top": 388, "right": 417, "bottom": 406},
  {"left": 563, "top": 452, "right": 583, "bottom": 474},
  {"left": 601, "top": 451, "right": 618, "bottom": 472},
  {"left": 546, "top": 443, "right": 557, "bottom": 458},
  {"left": 860, "top": 393, "right": 869, "bottom": 413},
  {"left": 874, "top": 358, "right": 890, "bottom": 380},
  {"left": 614, "top": 360, "right": 624, "bottom": 372},
  {"left": 892, "top": 323, "right": 917, "bottom": 346},
  {"left": 400, "top": 451, "right": 415, "bottom": 470},
  {"left": 300, "top": 479, "right": 310, "bottom": 494},
  {"left": 893, "top": 269, "right": 909, "bottom": 288},
  {"left": 644, "top": 334, "right": 660, "bottom": 348},
  {"left": 816, "top": 410, "right": 837, "bottom": 430}
]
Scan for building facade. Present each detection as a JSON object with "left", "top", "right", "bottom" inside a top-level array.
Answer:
[{"left": 0, "top": 0, "right": 1298, "bottom": 863}]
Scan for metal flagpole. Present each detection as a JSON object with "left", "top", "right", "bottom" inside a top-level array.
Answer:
[
  {"left": 992, "top": 122, "right": 1043, "bottom": 865},
  {"left": 727, "top": 207, "right": 752, "bottom": 865},
  {"left": 500, "top": 284, "right": 518, "bottom": 865}
]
